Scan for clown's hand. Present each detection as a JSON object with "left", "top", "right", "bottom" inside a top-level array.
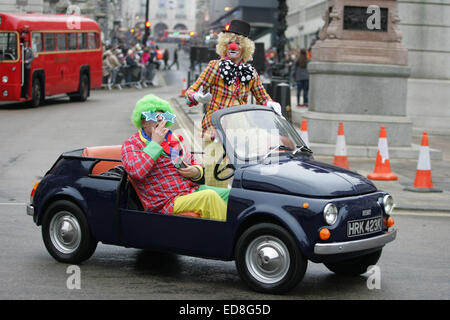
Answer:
[
  {"left": 193, "top": 86, "right": 212, "bottom": 104},
  {"left": 266, "top": 101, "right": 283, "bottom": 117}
]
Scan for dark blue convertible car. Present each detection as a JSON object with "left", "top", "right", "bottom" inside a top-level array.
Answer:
[{"left": 27, "top": 106, "right": 397, "bottom": 294}]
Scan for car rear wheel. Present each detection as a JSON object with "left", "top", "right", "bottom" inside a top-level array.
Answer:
[
  {"left": 235, "top": 223, "right": 307, "bottom": 294},
  {"left": 324, "top": 249, "right": 382, "bottom": 276},
  {"left": 42, "top": 200, "right": 97, "bottom": 264}
]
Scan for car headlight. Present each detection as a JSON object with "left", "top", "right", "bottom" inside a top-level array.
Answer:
[
  {"left": 323, "top": 203, "right": 338, "bottom": 225},
  {"left": 2, "top": 76, "right": 8, "bottom": 83},
  {"left": 383, "top": 194, "right": 394, "bottom": 215}
]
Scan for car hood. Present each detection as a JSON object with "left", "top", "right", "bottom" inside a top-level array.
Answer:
[{"left": 241, "top": 158, "right": 377, "bottom": 197}]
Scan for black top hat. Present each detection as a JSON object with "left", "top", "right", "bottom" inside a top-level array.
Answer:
[{"left": 224, "top": 19, "right": 251, "bottom": 38}]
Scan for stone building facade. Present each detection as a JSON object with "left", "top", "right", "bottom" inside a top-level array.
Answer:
[
  {"left": 149, "top": 0, "right": 197, "bottom": 39},
  {"left": 0, "top": 0, "right": 45, "bottom": 13},
  {"left": 286, "top": 0, "right": 450, "bottom": 134}
]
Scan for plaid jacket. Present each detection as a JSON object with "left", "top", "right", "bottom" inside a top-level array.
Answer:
[
  {"left": 185, "top": 59, "right": 272, "bottom": 134},
  {"left": 121, "top": 131, "right": 201, "bottom": 214}
]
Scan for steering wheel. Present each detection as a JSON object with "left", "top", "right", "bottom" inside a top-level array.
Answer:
[
  {"left": 214, "top": 151, "right": 235, "bottom": 181},
  {"left": 1, "top": 53, "right": 15, "bottom": 60}
]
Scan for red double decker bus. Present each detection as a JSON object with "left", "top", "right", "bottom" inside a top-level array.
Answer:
[{"left": 0, "top": 13, "right": 102, "bottom": 107}]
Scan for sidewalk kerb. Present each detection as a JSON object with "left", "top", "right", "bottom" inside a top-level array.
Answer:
[{"left": 172, "top": 96, "right": 449, "bottom": 216}]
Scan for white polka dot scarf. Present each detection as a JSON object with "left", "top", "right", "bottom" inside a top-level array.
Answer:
[{"left": 219, "top": 60, "right": 255, "bottom": 86}]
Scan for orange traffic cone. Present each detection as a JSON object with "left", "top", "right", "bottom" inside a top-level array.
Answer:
[
  {"left": 299, "top": 119, "right": 310, "bottom": 147},
  {"left": 333, "top": 122, "right": 349, "bottom": 169},
  {"left": 404, "top": 132, "right": 442, "bottom": 192},
  {"left": 367, "top": 126, "right": 398, "bottom": 180},
  {"left": 179, "top": 78, "right": 187, "bottom": 97}
]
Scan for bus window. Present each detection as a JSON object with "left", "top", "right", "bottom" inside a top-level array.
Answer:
[
  {"left": 68, "top": 33, "right": 77, "bottom": 50},
  {"left": 44, "top": 33, "right": 55, "bottom": 52},
  {"left": 56, "top": 33, "right": 67, "bottom": 51},
  {"left": 87, "top": 32, "right": 97, "bottom": 49},
  {"left": 0, "top": 32, "right": 18, "bottom": 61},
  {"left": 32, "top": 32, "right": 43, "bottom": 52},
  {"left": 79, "top": 33, "right": 87, "bottom": 50}
]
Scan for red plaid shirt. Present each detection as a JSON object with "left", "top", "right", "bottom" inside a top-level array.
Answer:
[
  {"left": 121, "top": 131, "right": 200, "bottom": 214},
  {"left": 185, "top": 59, "right": 272, "bottom": 134}
]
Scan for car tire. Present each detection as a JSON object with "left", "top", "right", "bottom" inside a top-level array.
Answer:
[
  {"left": 324, "top": 249, "right": 382, "bottom": 276},
  {"left": 235, "top": 223, "right": 307, "bottom": 294},
  {"left": 42, "top": 200, "right": 97, "bottom": 264}
]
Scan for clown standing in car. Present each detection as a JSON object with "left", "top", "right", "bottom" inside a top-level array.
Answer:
[{"left": 186, "top": 19, "right": 282, "bottom": 187}]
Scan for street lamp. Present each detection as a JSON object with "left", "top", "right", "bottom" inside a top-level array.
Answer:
[
  {"left": 142, "top": 0, "right": 150, "bottom": 45},
  {"left": 272, "top": 0, "right": 288, "bottom": 78},
  {"left": 271, "top": 0, "right": 292, "bottom": 122}
]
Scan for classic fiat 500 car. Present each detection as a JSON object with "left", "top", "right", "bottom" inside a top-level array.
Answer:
[{"left": 27, "top": 105, "right": 397, "bottom": 294}]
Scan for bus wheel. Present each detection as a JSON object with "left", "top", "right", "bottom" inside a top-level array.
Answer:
[
  {"left": 31, "top": 78, "right": 43, "bottom": 108},
  {"left": 70, "top": 73, "right": 89, "bottom": 102}
]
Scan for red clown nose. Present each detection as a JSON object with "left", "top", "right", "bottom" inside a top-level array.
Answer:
[{"left": 228, "top": 43, "right": 238, "bottom": 50}]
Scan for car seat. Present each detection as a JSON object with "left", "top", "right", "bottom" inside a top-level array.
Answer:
[{"left": 81, "top": 145, "right": 200, "bottom": 218}]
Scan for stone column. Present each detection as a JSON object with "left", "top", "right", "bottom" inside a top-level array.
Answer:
[
  {"left": 301, "top": 0, "right": 428, "bottom": 158},
  {"left": 397, "top": 0, "right": 450, "bottom": 135}
]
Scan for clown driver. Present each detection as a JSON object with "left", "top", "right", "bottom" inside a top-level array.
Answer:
[{"left": 121, "top": 94, "right": 230, "bottom": 221}]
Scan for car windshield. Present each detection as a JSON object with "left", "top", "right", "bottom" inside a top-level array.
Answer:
[
  {"left": 0, "top": 32, "right": 18, "bottom": 61},
  {"left": 219, "top": 109, "right": 307, "bottom": 161}
]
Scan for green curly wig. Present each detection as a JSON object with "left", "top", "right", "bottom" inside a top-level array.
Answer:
[{"left": 131, "top": 94, "right": 175, "bottom": 129}]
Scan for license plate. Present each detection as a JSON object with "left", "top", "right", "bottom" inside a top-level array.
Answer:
[{"left": 347, "top": 216, "right": 382, "bottom": 237}]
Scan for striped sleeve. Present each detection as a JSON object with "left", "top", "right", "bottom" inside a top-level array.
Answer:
[
  {"left": 185, "top": 60, "right": 219, "bottom": 103},
  {"left": 250, "top": 70, "right": 272, "bottom": 105}
]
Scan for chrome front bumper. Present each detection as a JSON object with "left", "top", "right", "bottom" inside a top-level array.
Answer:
[
  {"left": 26, "top": 204, "right": 34, "bottom": 216},
  {"left": 314, "top": 229, "right": 397, "bottom": 255}
]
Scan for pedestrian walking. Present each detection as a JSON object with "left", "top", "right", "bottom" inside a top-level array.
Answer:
[
  {"left": 168, "top": 48, "right": 179, "bottom": 70},
  {"left": 294, "top": 49, "right": 309, "bottom": 107},
  {"left": 102, "top": 50, "right": 113, "bottom": 87},
  {"left": 163, "top": 48, "right": 169, "bottom": 70},
  {"left": 141, "top": 47, "right": 153, "bottom": 84},
  {"left": 107, "top": 49, "right": 122, "bottom": 87}
]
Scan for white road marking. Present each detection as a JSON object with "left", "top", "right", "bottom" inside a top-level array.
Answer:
[{"left": 393, "top": 210, "right": 450, "bottom": 217}]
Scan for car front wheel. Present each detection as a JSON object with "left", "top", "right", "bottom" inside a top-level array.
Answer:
[
  {"left": 324, "top": 249, "right": 382, "bottom": 276},
  {"left": 42, "top": 200, "right": 97, "bottom": 264},
  {"left": 235, "top": 223, "right": 307, "bottom": 294}
]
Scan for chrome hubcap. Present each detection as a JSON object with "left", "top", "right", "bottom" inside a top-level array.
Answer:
[
  {"left": 245, "top": 236, "right": 290, "bottom": 284},
  {"left": 49, "top": 211, "right": 81, "bottom": 254}
]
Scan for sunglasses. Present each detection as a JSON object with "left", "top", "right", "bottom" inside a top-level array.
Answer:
[{"left": 141, "top": 111, "right": 176, "bottom": 124}]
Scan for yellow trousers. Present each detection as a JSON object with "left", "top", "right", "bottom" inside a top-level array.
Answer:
[{"left": 173, "top": 185, "right": 230, "bottom": 221}]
